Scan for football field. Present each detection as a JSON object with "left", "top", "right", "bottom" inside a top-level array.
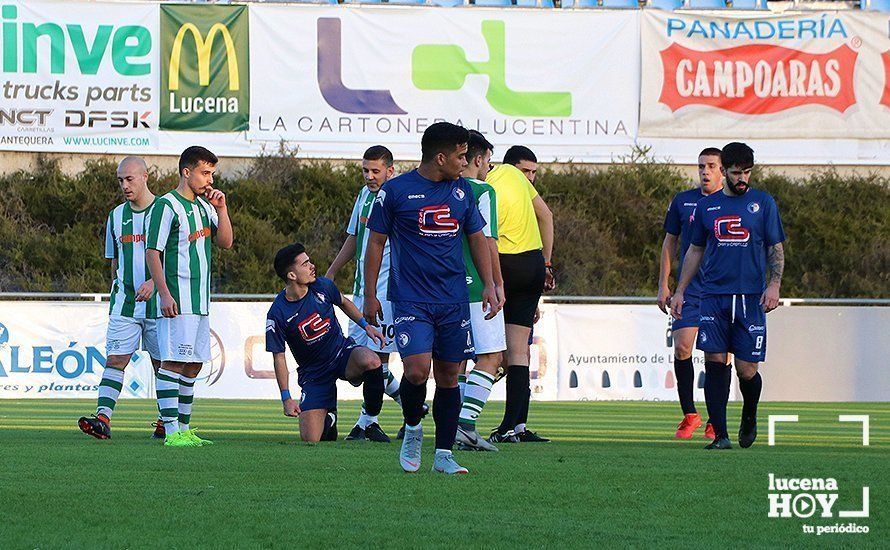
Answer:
[{"left": 2, "top": 399, "right": 886, "bottom": 548}]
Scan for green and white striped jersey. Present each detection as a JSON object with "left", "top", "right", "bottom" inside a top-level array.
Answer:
[
  {"left": 462, "top": 178, "right": 498, "bottom": 303},
  {"left": 105, "top": 200, "right": 158, "bottom": 319},
  {"left": 146, "top": 190, "right": 218, "bottom": 316},
  {"left": 347, "top": 186, "right": 391, "bottom": 300}
]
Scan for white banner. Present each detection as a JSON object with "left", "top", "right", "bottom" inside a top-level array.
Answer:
[
  {"left": 2, "top": 301, "right": 887, "bottom": 402},
  {"left": 0, "top": 1, "right": 160, "bottom": 153},
  {"left": 247, "top": 6, "right": 639, "bottom": 162},
  {"left": 553, "top": 304, "right": 723, "bottom": 401},
  {"left": 641, "top": 10, "right": 890, "bottom": 139},
  {"left": 0, "top": 303, "right": 155, "bottom": 399}
]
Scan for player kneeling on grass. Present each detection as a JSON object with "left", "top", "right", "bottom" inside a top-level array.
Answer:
[{"left": 266, "top": 243, "right": 387, "bottom": 443}]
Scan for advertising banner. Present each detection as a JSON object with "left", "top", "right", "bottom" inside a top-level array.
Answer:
[
  {"left": 247, "top": 6, "right": 640, "bottom": 161},
  {"left": 0, "top": 303, "right": 155, "bottom": 399},
  {"left": 160, "top": 4, "right": 249, "bottom": 132},
  {"left": 641, "top": 10, "right": 890, "bottom": 138},
  {"left": 1, "top": 301, "right": 887, "bottom": 402},
  {"left": 0, "top": 0, "right": 158, "bottom": 153},
  {"left": 553, "top": 305, "right": 719, "bottom": 402}
]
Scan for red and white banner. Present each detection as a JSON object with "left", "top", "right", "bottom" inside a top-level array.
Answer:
[{"left": 641, "top": 11, "right": 890, "bottom": 138}]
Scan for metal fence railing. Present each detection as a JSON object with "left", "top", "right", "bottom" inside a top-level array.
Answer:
[{"left": 0, "top": 293, "right": 887, "bottom": 306}]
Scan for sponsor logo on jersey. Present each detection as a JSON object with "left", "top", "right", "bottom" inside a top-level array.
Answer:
[
  {"left": 418, "top": 205, "right": 460, "bottom": 237},
  {"left": 265, "top": 319, "right": 276, "bottom": 333},
  {"left": 714, "top": 215, "right": 750, "bottom": 243},
  {"left": 119, "top": 234, "right": 146, "bottom": 244},
  {"left": 748, "top": 324, "right": 765, "bottom": 331},
  {"left": 707, "top": 205, "right": 722, "bottom": 211},
  {"left": 408, "top": 194, "right": 426, "bottom": 199},
  {"left": 298, "top": 312, "right": 331, "bottom": 343},
  {"left": 394, "top": 316, "right": 415, "bottom": 325},
  {"left": 461, "top": 319, "right": 471, "bottom": 328},
  {"left": 187, "top": 227, "right": 212, "bottom": 242}
]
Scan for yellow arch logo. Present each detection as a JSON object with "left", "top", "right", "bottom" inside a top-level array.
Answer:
[{"left": 168, "top": 23, "right": 239, "bottom": 91}]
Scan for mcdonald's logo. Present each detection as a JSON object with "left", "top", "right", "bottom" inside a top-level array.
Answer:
[
  {"left": 168, "top": 23, "right": 240, "bottom": 92},
  {"left": 160, "top": 4, "right": 249, "bottom": 132}
]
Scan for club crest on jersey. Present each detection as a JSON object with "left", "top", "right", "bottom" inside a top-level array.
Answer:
[
  {"left": 714, "top": 215, "right": 750, "bottom": 243},
  {"left": 314, "top": 291, "right": 327, "bottom": 304},
  {"left": 298, "top": 312, "right": 331, "bottom": 343},
  {"left": 418, "top": 204, "right": 460, "bottom": 237},
  {"left": 398, "top": 332, "right": 410, "bottom": 347},
  {"left": 747, "top": 202, "right": 761, "bottom": 214},
  {"left": 452, "top": 187, "right": 466, "bottom": 200}
]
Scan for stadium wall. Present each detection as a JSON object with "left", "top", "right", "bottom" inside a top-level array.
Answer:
[
  {"left": 5, "top": 1, "right": 890, "bottom": 164},
  {"left": 0, "top": 299, "right": 886, "bottom": 402}
]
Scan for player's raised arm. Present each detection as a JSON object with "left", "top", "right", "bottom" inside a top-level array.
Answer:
[
  {"left": 206, "top": 186, "right": 233, "bottom": 250},
  {"left": 325, "top": 234, "right": 357, "bottom": 280},
  {"left": 658, "top": 233, "right": 679, "bottom": 314},
  {"left": 671, "top": 244, "right": 704, "bottom": 320},
  {"left": 362, "top": 230, "right": 387, "bottom": 325}
]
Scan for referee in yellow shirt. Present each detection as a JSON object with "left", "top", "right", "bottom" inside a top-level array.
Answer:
[{"left": 486, "top": 145, "right": 555, "bottom": 444}]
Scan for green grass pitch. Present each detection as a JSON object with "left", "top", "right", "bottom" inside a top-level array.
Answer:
[{"left": 1, "top": 399, "right": 886, "bottom": 548}]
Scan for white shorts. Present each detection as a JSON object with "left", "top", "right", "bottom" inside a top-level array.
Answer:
[
  {"left": 348, "top": 295, "right": 398, "bottom": 354},
  {"left": 157, "top": 314, "right": 211, "bottom": 363},
  {"left": 470, "top": 302, "right": 506, "bottom": 355},
  {"left": 106, "top": 315, "right": 160, "bottom": 360}
]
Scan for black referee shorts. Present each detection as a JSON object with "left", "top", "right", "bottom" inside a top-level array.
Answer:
[{"left": 499, "top": 249, "right": 545, "bottom": 328}]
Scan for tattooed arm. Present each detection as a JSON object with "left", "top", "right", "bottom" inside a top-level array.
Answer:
[{"left": 761, "top": 243, "right": 784, "bottom": 313}]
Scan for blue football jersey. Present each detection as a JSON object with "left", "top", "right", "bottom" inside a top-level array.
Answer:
[
  {"left": 664, "top": 187, "right": 711, "bottom": 298},
  {"left": 690, "top": 189, "right": 786, "bottom": 295},
  {"left": 265, "top": 277, "right": 348, "bottom": 386},
  {"left": 367, "top": 169, "right": 485, "bottom": 304}
]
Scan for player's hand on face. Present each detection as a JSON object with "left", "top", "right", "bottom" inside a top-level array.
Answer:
[
  {"left": 160, "top": 292, "right": 178, "bottom": 318},
  {"left": 657, "top": 285, "right": 672, "bottom": 314},
  {"left": 205, "top": 186, "right": 227, "bottom": 209},
  {"left": 482, "top": 285, "right": 500, "bottom": 321},
  {"left": 761, "top": 284, "right": 781, "bottom": 313},
  {"left": 282, "top": 398, "right": 300, "bottom": 417},
  {"left": 669, "top": 292, "right": 684, "bottom": 320},
  {"left": 366, "top": 325, "right": 386, "bottom": 348},
  {"left": 135, "top": 279, "right": 155, "bottom": 302},
  {"left": 363, "top": 296, "right": 382, "bottom": 327}
]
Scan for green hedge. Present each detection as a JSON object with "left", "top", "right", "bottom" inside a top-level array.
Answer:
[{"left": 1, "top": 153, "right": 887, "bottom": 298}]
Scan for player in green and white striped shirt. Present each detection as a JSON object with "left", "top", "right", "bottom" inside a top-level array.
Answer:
[
  {"left": 455, "top": 131, "right": 507, "bottom": 452},
  {"left": 78, "top": 157, "right": 163, "bottom": 441},
  {"left": 326, "top": 145, "right": 405, "bottom": 442},
  {"left": 146, "top": 146, "right": 234, "bottom": 448}
]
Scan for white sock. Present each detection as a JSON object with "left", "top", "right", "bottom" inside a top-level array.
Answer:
[{"left": 514, "top": 422, "right": 527, "bottom": 434}]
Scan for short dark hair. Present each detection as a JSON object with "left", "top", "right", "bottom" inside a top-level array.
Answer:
[
  {"left": 421, "top": 122, "right": 470, "bottom": 163},
  {"left": 363, "top": 145, "right": 393, "bottom": 167},
  {"left": 699, "top": 147, "right": 722, "bottom": 159},
  {"left": 274, "top": 243, "right": 306, "bottom": 281},
  {"left": 503, "top": 145, "right": 537, "bottom": 166},
  {"left": 179, "top": 146, "right": 218, "bottom": 176},
  {"left": 466, "top": 130, "right": 494, "bottom": 163},
  {"left": 721, "top": 142, "right": 754, "bottom": 169}
]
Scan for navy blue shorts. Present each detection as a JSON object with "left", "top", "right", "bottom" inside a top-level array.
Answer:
[
  {"left": 299, "top": 340, "right": 357, "bottom": 411},
  {"left": 672, "top": 293, "right": 701, "bottom": 331},
  {"left": 392, "top": 301, "right": 474, "bottom": 362},
  {"left": 697, "top": 294, "right": 767, "bottom": 363}
]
